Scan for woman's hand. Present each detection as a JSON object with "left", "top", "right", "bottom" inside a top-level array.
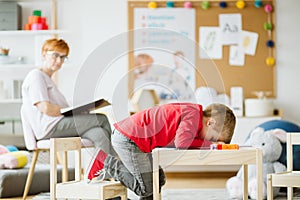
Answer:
[{"left": 35, "top": 101, "right": 62, "bottom": 116}]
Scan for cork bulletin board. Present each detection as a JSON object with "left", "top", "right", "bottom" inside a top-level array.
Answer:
[{"left": 127, "top": 0, "right": 276, "bottom": 98}]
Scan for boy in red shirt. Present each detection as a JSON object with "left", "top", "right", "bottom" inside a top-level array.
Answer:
[{"left": 87, "top": 102, "right": 236, "bottom": 199}]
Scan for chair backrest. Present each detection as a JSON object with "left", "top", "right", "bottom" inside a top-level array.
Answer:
[
  {"left": 20, "top": 106, "right": 38, "bottom": 150},
  {"left": 286, "top": 132, "right": 300, "bottom": 171},
  {"left": 50, "top": 137, "right": 82, "bottom": 198}
]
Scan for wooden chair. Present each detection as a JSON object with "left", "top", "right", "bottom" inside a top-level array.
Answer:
[
  {"left": 267, "top": 132, "right": 300, "bottom": 200},
  {"left": 50, "top": 137, "right": 127, "bottom": 200},
  {"left": 21, "top": 116, "right": 94, "bottom": 200}
]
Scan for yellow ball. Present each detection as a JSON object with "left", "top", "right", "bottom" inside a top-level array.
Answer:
[
  {"left": 148, "top": 1, "right": 157, "bottom": 9},
  {"left": 236, "top": 0, "right": 246, "bottom": 9},
  {"left": 266, "top": 57, "right": 275, "bottom": 66}
]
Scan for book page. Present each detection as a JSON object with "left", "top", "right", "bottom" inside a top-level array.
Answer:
[{"left": 61, "top": 98, "right": 111, "bottom": 116}]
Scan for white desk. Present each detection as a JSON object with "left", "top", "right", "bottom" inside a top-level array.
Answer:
[{"left": 152, "top": 148, "right": 263, "bottom": 200}]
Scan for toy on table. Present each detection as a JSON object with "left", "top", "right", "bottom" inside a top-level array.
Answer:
[{"left": 210, "top": 143, "right": 239, "bottom": 150}]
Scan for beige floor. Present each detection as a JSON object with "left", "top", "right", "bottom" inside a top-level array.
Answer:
[{"left": 0, "top": 172, "right": 236, "bottom": 200}]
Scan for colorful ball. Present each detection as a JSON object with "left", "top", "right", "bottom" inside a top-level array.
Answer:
[
  {"left": 166, "top": 1, "right": 174, "bottom": 8},
  {"left": 266, "top": 57, "right": 275, "bottom": 66},
  {"left": 264, "top": 22, "right": 273, "bottom": 31},
  {"left": 236, "top": 0, "right": 246, "bottom": 9},
  {"left": 201, "top": 1, "right": 210, "bottom": 10},
  {"left": 184, "top": 1, "right": 192, "bottom": 8},
  {"left": 219, "top": 1, "right": 227, "bottom": 8},
  {"left": 264, "top": 4, "right": 273, "bottom": 13},
  {"left": 254, "top": 0, "right": 263, "bottom": 8},
  {"left": 148, "top": 1, "right": 157, "bottom": 9},
  {"left": 266, "top": 40, "right": 275, "bottom": 48}
]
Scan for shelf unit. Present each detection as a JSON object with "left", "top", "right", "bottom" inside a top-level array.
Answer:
[
  {"left": 0, "top": 0, "right": 61, "bottom": 100},
  {"left": 0, "top": 0, "right": 57, "bottom": 29},
  {"left": 0, "top": 0, "right": 61, "bottom": 135}
]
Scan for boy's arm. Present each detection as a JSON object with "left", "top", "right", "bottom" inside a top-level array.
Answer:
[{"left": 174, "top": 110, "right": 212, "bottom": 149}]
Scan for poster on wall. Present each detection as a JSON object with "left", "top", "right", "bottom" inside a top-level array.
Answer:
[
  {"left": 133, "top": 8, "right": 195, "bottom": 101},
  {"left": 199, "top": 26, "right": 222, "bottom": 59},
  {"left": 219, "top": 14, "right": 242, "bottom": 45}
]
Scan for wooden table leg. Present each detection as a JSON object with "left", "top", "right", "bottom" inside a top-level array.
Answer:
[
  {"left": 256, "top": 149, "right": 263, "bottom": 200},
  {"left": 153, "top": 150, "right": 160, "bottom": 200},
  {"left": 243, "top": 164, "right": 248, "bottom": 200}
]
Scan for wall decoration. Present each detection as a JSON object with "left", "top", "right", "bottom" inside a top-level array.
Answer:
[
  {"left": 219, "top": 14, "right": 242, "bottom": 45},
  {"left": 201, "top": 1, "right": 211, "bottom": 10},
  {"left": 128, "top": 0, "right": 276, "bottom": 98},
  {"left": 240, "top": 30, "right": 258, "bottom": 56},
  {"left": 199, "top": 26, "right": 222, "bottom": 59},
  {"left": 184, "top": 1, "right": 193, "bottom": 8},
  {"left": 229, "top": 45, "right": 245, "bottom": 66},
  {"left": 166, "top": 1, "right": 174, "bottom": 8},
  {"left": 133, "top": 8, "right": 196, "bottom": 100},
  {"left": 219, "top": 1, "right": 228, "bottom": 8},
  {"left": 236, "top": 0, "right": 246, "bottom": 9},
  {"left": 148, "top": 1, "right": 157, "bottom": 9}
]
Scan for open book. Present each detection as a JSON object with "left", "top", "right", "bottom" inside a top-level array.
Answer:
[{"left": 61, "top": 98, "right": 111, "bottom": 116}]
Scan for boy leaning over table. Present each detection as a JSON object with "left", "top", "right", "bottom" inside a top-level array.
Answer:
[{"left": 87, "top": 102, "right": 236, "bottom": 200}]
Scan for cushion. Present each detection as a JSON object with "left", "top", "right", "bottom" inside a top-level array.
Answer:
[
  {"left": 0, "top": 164, "right": 75, "bottom": 198},
  {"left": 257, "top": 120, "right": 300, "bottom": 170},
  {"left": 0, "top": 145, "right": 9, "bottom": 155},
  {"left": 0, "top": 151, "right": 29, "bottom": 169}
]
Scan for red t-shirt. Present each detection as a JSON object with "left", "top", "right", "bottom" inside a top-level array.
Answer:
[{"left": 114, "top": 103, "right": 212, "bottom": 153}]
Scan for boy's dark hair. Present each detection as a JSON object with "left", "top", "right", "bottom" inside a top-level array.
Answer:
[{"left": 203, "top": 103, "right": 236, "bottom": 143}]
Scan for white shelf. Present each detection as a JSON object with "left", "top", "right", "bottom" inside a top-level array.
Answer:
[
  {"left": 0, "top": 64, "right": 35, "bottom": 79},
  {"left": 0, "top": 63, "right": 36, "bottom": 68},
  {"left": 0, "top": 99, "right": 22, "bottom": 103},
  {"left": 0, "top": 0, "right": 50, "bottom": 1},
  {"left": 0, "top": 30, "right": 68, "bottom": 36},
  {"left": 0, "top": 63, "right": 73, "bottom": 68}
]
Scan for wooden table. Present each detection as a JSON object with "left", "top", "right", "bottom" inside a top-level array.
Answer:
[{"left": 152, "top": 148, "right": 263, "bottom": 200}]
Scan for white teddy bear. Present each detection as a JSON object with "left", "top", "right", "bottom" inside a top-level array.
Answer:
[{"left": 226, "top": 127, "right": 287, "bottom": 199}]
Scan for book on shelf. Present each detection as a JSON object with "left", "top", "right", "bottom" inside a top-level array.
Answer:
[{"left": 61, "top": 98, "right": 111, "bottom": 116}]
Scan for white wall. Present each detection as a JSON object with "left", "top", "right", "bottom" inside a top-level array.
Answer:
[
  {"left": 57, "top": 0, "right": 300, "bottom": 124},
  {"left": 275, "top": 0, "right": 300, "bottom": 124},
  {"left": 57, "top": 0, "right": 130, "bottom": 121}
]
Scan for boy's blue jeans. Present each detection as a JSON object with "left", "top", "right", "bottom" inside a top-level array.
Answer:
[{"left": 105, "top": 129, "right": 166, "bottom": 200}]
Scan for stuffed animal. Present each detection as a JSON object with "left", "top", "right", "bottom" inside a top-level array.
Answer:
[
  {"left": 226, "top": 127, "right": 287, "bottom": 199},
  {"left": 257, "top": 119, "right": 300, "bottom": 170}
]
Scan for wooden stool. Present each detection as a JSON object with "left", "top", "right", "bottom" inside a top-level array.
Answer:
[{"left": 50, "top": 137, "right": 127, "bottom": 200}]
